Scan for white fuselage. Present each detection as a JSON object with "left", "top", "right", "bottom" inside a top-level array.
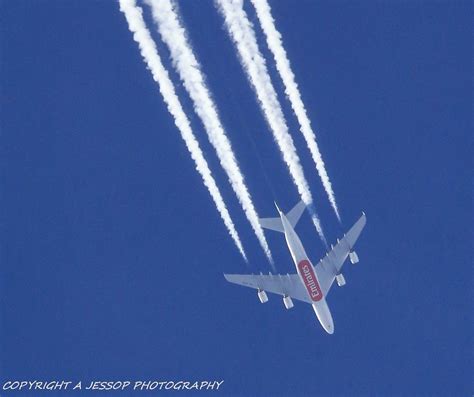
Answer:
[{"left": 279, "top": 210, "right": 334, "bottom": 334}]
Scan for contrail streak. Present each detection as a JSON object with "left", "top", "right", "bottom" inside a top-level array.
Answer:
[
  {"left": 250, "top": 0, "right": 341, "bottom": 222},
  {"left": 215, "top": 0, "right": 327, "bottom": 246},
  {"left": 145, "top": 0, "right": 274, "bottom": 264},
  {"left": 118, "top": 0, "right": 247, "bottom": 261}
]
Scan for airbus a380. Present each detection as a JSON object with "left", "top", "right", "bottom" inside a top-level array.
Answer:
[{"left": 224, "top": 201, "right": 366, "bottom": 334}]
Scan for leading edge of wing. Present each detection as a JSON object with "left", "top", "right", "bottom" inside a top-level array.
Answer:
[
  {"left": 315, "top": 212, "right": 367, "bottom": 295},
  {"left": 223, "top": 273, "right": 312, "bottom": 303}
]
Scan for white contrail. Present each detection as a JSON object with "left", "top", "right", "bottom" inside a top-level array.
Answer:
[
  {"left": 250, "top": 0, "right": 341, "bottom": 223},
  {"left": 215, "top": 0, "right": 327, "bottom": 246},
  {"left": 118, "top": 0, "right": 247, "bottom": 261},
  {"left": 145, "top": 0, "right": 274, "bottom": 264}
]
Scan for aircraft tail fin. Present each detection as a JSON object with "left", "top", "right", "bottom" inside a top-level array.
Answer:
[{"left": 259, "top": 200, "right": 307, "bottom": 233}]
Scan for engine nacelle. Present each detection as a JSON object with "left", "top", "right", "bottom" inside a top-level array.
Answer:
[
  {"left": 349, "top": 251, "right": 359, "bottom": 264},
  {"left": 283, "top": 295, "right": 294, "bottom": 309},
  {"left": 336, "top": 273, "right": 346, "bottom": 287},
  {"left": 257, "top": 289, "right": 268, "bottom": 303}
]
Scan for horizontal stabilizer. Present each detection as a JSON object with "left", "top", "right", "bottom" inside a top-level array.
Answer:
[
  {"left": 259, "top": 200, "right": 306, "bottom": 233},
  {"left": 259, "top": 217, "right": 284, "bottom": 233},
  {"left": 286, "top": 200, "right": 306, "bottom": 228}
]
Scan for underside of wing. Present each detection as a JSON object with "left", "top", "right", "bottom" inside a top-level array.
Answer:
[
  {"left": 224, "top": 273, "right": 312, "bottom": 303},
  {"left": 315, "top": 213, "right": 367, "bottom": 296}
]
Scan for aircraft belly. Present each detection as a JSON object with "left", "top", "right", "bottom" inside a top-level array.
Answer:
[
  {"left": 280, "top": 210, "right": 336, "bottom": 334},
  {"left": 285, "top": 230, "right": 307, "bottom": 264},
  {"left": 297, "top": 259, "right": 323, "bottom": 302}
]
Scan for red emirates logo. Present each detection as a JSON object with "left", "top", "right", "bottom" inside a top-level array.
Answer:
[{"left": 298, "top": 260, "right": 323, "bottom": 302}]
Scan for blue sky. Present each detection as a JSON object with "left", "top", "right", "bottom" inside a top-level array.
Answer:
[{"left": 1, "top": 1, "right": 471, "bottom": 396}]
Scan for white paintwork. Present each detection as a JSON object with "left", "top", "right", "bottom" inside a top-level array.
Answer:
[
  {"left": 336, "top": 274, "right": 346, "bottom": 287},
  {"left": 283, "top": 295, "right": 294, "bottom": 310},
  {"left": 257, "top": 289, "right": 268, "bottom": 303},
  {"left": 224, "top": 202, "right": 366, "bottom": 335},
  {"left": 349, "top": 251, "right": 359, "bottom": 264},
  {"left": 275, "top": 204, "right": 335, "bottom": 334}
]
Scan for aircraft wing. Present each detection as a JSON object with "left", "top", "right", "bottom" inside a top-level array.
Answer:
[
  {"left": 224, "top": 273, "right": 312, "bottom": 303},
  {"left": 315, "top": 213, "right": 366, "bottom": 296}
]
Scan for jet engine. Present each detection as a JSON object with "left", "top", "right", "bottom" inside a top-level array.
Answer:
[
  {"left": 257, "top": 289, "right": 268, "bottom": 303},
  {"left": 283, "top": 295, "right": 294, "bottom": 309},
  {"left": 349, "top": 251, "right": 359, "bottom": 264},
  {"left": 336, "top": 273, "right": 346, "bottom": 287}
]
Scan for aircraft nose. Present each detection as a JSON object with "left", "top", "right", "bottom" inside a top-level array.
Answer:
[
  {"left": 325, "top": 323, "right": 334, "bottom": 334},
  {"left": 323, "top": 315, "right": 335, "bottom": 334},
  {"left": 313, "top": 302, "right": 335, "bottom": 334}
]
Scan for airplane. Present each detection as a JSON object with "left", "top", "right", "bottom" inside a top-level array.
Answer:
[{"left": 224, "top": 201, "right": 366, "bottom": 334}]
